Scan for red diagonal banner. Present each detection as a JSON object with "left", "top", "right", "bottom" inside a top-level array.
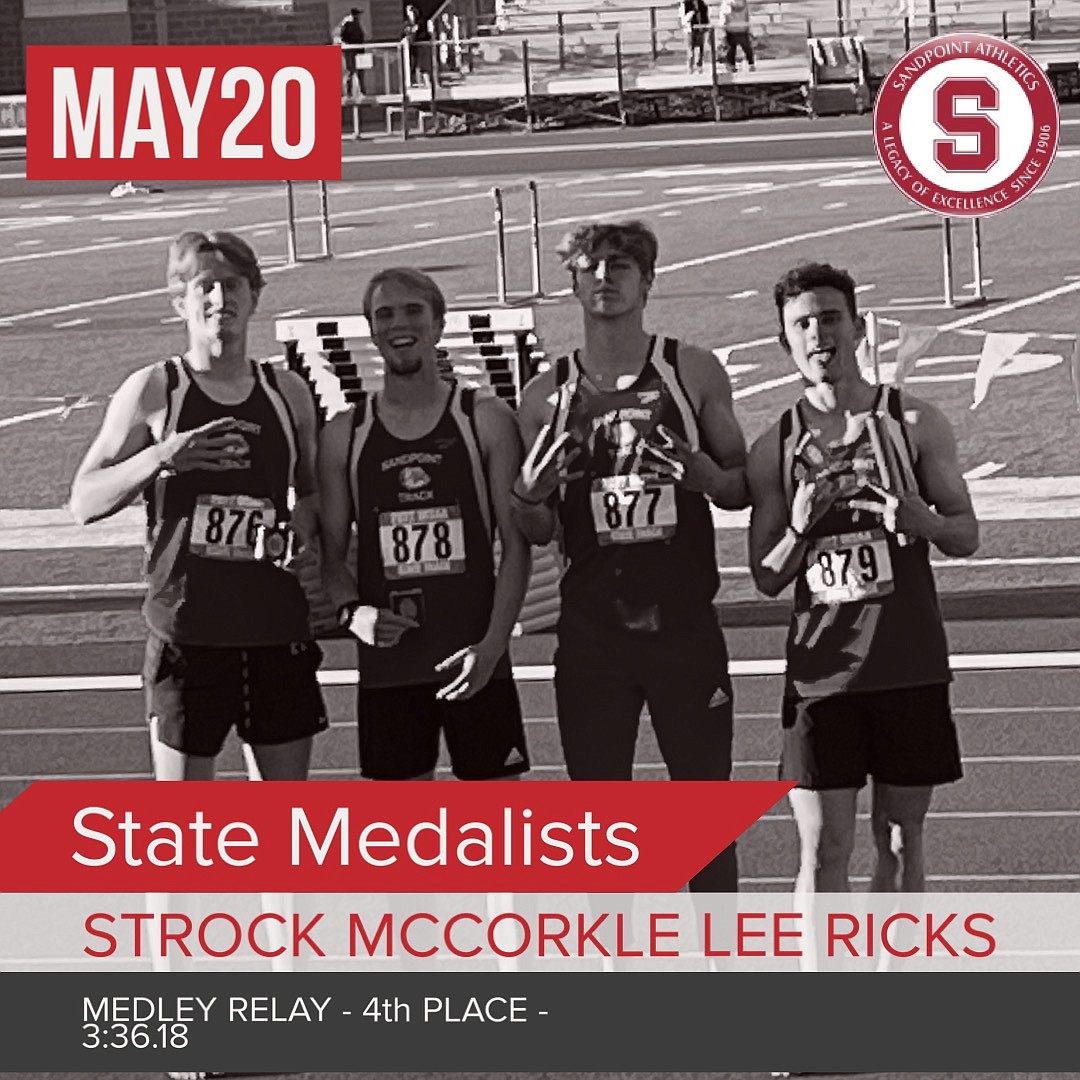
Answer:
[{"left": 0, "top": 781, "right": 792, "bottom": 892}]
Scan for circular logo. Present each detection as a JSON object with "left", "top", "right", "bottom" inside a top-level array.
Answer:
[{"left": 873, "top": 33, "right": 1060, "bottom": 216}]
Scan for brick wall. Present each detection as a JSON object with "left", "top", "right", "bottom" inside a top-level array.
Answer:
[
  {"left": 2, "top": 0, "right": 336, "bottom": 95},
  {"left": 129, "top": 0, "right": 332, "bottom": 46},
  {"left": 0, "top": 2, "right": 26, "bottom": 95}
]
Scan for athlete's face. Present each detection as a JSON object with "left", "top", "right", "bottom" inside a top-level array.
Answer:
[
  {"left": 571, "top": 242, "right": 651, "bottom": 320},
  {"left": 781, "top": 286, "right": 864, "bottom": 386},
  {"left": 368, "top": 281, "right": 444, "bottom": 377},
  {"left": 174, "top": 252, "right": 258, "bottom": 354}
]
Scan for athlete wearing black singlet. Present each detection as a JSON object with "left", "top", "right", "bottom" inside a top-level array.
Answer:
[
  {"left": 71, "top": 230, "right": 326, "bottom": 779},
  {"left": 512, "top": 222, "right": 749, "bottom": 894},
  {"left": 319, "top": 268, "right": 531, "bottom": 782},
  {"left": 748, "top": 262, "right": 977, "bottom": 896}
]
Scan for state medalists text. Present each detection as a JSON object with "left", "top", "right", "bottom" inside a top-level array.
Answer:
[{"left": 71, "top": 805, "right": 640, "bottom": 869}]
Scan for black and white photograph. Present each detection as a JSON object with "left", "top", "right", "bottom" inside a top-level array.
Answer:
[{"left": 1, "top": 0, "right": 1079, "bottom": 1071}]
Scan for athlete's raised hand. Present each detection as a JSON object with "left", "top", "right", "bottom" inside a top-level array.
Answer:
[
  {"left": 434, "top": 638, "right": 502, "bottom": 701},
  {"left": 517, "top": 385, "right": 583, "bottom": 503},
  {"left": 162, "top": 416, "right": 260, "bottom": 473}
]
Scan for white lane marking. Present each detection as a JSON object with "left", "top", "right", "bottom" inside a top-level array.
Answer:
[
  {"left": 964, "top": 461, "right": 1007, "bottom": 480},
  {"left": 6, "top": 705, "right": 1079, "bottom": 736},
  {"left": 823, "top": 201, "right": 849, "bottom": 209},
  {"left": 726, "top": 289, "right": 759, "bottom": 299},
  {"left": 3, "top": 651, "right": 1078, "bottom": 693},
  {"left": 741, "top": 205, "right": 763, "bottom": 214},
  {"left": 333, "top": 130, "right": 878, "bottom": 162},
  {"left": 0, "top": 401, "right": 97, "bottom": 429},
  {"left": 744, "top": 873, "right": 1080, "bottom": 884},
  {"left": 0, "top": 165, "right": 881, "bottom": 324},
  {"left": 52, "top": 318, "right": 90, "bottom": 328}
]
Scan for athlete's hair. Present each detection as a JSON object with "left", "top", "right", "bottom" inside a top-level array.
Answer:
[
  {"left": 773, "top": 261, "right": 858, "bottom": 350},
  {"left": 557, "top": 220, "right": 659, "bottom": 283},
  {"left": 166, "top": 230, "right": 265, "bottom": 299},
  {"left": 362, "top": 267, "right": 447, "bottom": 322}
]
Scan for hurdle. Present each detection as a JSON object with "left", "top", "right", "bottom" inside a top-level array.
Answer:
[
  {"left": 492, "top": 180, "right": 542, "bottom": 305},
  {"left": 941, "top": 217, "right": 986, "bottom": 309},
  {"left": 284, "top": 180, "right": 332, "bottom": 265}
]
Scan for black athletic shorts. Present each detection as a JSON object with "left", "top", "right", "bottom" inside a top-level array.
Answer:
[
  {"left": 357, "top": 677, "right": 529, "bottom": 780},
  {"left": 144, "top": 634, "right": 329, "bottom": 757},
  {"left": 780, "top": 682, "right": 963, "bottom": 791}
]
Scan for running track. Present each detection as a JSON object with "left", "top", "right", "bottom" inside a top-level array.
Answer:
[{"left": 3, "top": 612, "right": 1078, "bottom": 893}]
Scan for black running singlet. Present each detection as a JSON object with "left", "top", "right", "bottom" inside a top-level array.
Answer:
[
  {"left": 143, "top": 358, "right": 311, "bottom": 646},
  {"left": 555, "top": 337, "right": 720, "bottom": 633},
  {"left": 349, "top": 383, "right": 507, "bottom": 687},
  {"left": 781, "top": 386, "right": 950, "bottom": 697}
]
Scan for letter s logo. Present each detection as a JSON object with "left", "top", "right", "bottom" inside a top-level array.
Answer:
[{"left": 934, "top": 76, "right": 999, "bottom": 172}]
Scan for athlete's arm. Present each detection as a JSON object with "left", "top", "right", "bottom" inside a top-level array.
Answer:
[
  {"left": 900, "top": 397, "right": 979, "bottom": 557},
  {"left": 71, "top": 364, "right": 259, "bottom": 525},
  {"left": 70, "top": 367, "right": 162, "bottom": 525},
  {"left": 510, "top": 371, "right": 561, "bottom": 546},
  {"left": 317, "top": 409, "right": 417, "bottom": 648},
  {"left": 316, "top": 411, "right": 362, "bottom": 611},
  {"left": 747, "top": 425, "right": 806, "bottom": 596},
  {"left": 678, "top": 345, "right": 750, "bottom": 509},
  {"left": 277, "top": 370, "right": 321, "bottom": 545},
  {"left": 437, "top": 396, "right": 532, "bottom": 700}
]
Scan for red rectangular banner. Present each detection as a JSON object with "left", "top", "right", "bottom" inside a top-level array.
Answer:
[{"left": 25, "top": 45, "right": 343, "bottom": 181}]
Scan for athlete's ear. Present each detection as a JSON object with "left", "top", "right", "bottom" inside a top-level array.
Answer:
[
  {"left": 778, "top": 330, "right": 790, "bottom": 353},
  {"left": 250, "top": 286, "right": 262, "bottom": 312},
  {"left": 170, "top": 293, "right": 188, "bottom": 320},
  {"left": 855, "top": 312, "right": 866, "bottom": 343}
]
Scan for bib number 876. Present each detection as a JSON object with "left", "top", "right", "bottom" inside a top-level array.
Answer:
[{"left": 202, "top": 505, "right": 264, "bottom": 548}]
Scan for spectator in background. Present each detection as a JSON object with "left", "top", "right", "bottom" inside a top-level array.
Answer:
[
  {"left": 337, "top": 7, "right": 367, "bottom": 98},
  {"left": 719, "top": 0, "right": 756, "bottom": 72},
  {"left": 403, "top": 4, "right": 433, "bottom": 87},
  {"left": 680, "top": 0, "right": 710, "bottom": 73},
  {"left": 436, "top": 11, "right": 460, "bottom": 74}
]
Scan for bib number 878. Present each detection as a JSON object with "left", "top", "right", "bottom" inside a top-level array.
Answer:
[{"left": 390, "top": 521, "right": 454, "bottom": 564}]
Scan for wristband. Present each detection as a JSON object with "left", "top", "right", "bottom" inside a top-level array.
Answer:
[
  {"left": 337, "top": 600, "right": 361, "bottom": 629},
  {"left": 787, "top": 524, "right": 806, "bottom": 542}
]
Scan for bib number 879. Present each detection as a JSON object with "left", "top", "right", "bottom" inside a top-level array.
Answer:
[{"left": 815, "top": 543, "right": 879, "bottom": 588}]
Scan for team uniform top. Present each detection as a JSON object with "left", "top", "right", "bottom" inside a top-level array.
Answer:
[
  {"left": 348, "top": 382, "right": 505, "bottom": 688},
  {"left": 143, "top": 357, "right": 311, "bottom": 648},
  {"left": 780, "top": 385, "right": 950, "bottom": 698},
  {"left": 555, "top": 336, "right": 718, "bottom": 633}
]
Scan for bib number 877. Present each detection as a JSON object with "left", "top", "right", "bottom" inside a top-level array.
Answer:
[{"left": 601, "top": 487, "right": 663, "bottom": 530}]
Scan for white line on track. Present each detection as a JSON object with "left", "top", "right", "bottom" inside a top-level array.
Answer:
[
  {"left": 3, "top": 651, "right": 1079, "bottom": 694},
  {"left": 0, "top": 164, "right": 886, "bottom": 325}
]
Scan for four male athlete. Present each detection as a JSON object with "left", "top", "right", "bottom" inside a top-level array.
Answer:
[{"left": 72, "top": 225, "right": 977, "bottom": 901}]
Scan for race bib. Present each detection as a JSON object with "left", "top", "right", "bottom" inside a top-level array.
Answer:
[
  {"left": 805, "top": 529, "right": 894, "bottom": 605},
  {"left": 590, "top": 475, "right": 677, "bottom": 545},
  {"left": 189, "top": 494, "right": 274, "bottom": 561},
  {"left": 379, "top": 505, "right": 466, "bottom": 578}
]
